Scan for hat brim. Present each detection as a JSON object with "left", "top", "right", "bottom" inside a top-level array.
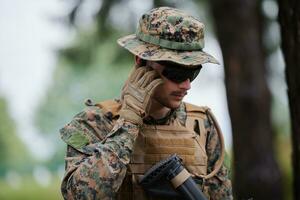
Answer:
[{"left": 117, "top": 34, "right": 219, "bottom": 67}]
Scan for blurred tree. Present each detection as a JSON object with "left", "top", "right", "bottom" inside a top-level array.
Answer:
[
  {"left": 61, "top": 0, "right": 179, "bottom": 67},
  {"left": 210, "top": 0, "right": 283, "bottom": 199},
  {"left": 277, "top": 0, "right": 300, "bottom": 199},
  {"left": 35, "top": 35, "right": 133, "bottom": 174},
  {"left": 153, "top": 0, "right": 176, "bottom": 7},
  {"left": 0, "top": 97, "right": 30, "bottom": 176},
  {"left": 61, "top": 0, "right": 123, "bottom": 67},
  {"left": 94, "top": 0, "right": 120, "bottom": 39},
  {"left": 36, "top": 37, "right": 132, "bottom": 133},
  {"left": 68, "top": 0, "right": 84, "bottom": 26}
]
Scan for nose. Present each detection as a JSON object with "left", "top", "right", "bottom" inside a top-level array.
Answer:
[{"left": 178, "top": 79, "right": 191, "bottom": 90}]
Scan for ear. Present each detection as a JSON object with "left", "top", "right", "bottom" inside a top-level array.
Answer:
[{"left": 135, "top": 56, "right": 142, "bottom": 66}]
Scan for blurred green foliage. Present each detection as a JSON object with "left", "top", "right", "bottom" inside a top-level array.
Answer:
[
  {"left": 36, "top": 31, "right": 133, "bottom": 136},
  {"left": 0, "top": 176, "right": 62, "bottom": 200},
  {"left": 0, "top": 98, "right": 31, "bottom": 177}
]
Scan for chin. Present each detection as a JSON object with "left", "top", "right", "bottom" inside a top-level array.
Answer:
[{"left": 165, "top": 100, "right": 182, "bottom": 109}]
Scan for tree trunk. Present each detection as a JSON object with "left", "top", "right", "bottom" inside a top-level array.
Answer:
[
  {"left": 210, "top": 0, "right": 283, "bottom": 199},
  {"left": 278, "top": 0, "right": 300, "bottom": 199},
  {"left": 153, "top": 0, "right": 176, "bottom": 8},
  {"left": 95, "top": 0, "right": 118, "bottom": 39}
]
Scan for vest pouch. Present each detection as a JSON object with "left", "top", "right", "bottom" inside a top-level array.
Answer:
[{"left": 130, "top": 120, "right": 208, "bottom": 176}]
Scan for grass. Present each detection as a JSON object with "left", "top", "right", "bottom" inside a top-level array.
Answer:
[
  {"left": 0, "top": 176, "right": 63, "bottom": 200},
  {"left": 275, "top": 134, "right": 293, "bottom": 200}
]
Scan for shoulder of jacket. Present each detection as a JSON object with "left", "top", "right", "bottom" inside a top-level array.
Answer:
[{"left": 60, "top": 99, "right": 120, "bottom": 153}]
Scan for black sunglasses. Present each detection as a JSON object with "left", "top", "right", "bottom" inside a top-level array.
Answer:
[{"left": 158, "top": 61, "right": 202, "bottom": 83}]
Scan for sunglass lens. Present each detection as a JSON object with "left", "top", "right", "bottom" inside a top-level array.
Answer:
[{"left": 162, "top": 67, "right": 201, "bottom": 83}]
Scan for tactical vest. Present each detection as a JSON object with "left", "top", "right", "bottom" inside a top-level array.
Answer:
[{"left": 97, "top": 100, "right": 225, "bottom": 200}]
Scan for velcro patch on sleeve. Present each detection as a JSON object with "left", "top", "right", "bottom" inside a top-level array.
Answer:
[{"left": 63, "top": 131, "right": 89, "bottom": 149}]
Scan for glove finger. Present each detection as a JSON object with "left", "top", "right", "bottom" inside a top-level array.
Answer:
[
  {"left": 132, "top": 67, "right": 150, "bottom": 83},
  {"left": 126, "top": 67, "right": 137, "bottom": 82},
  {"left": 146, "top": 78, "right": 164, "bottom": 95},
  {"left": 134, "top": 66, "right": 153, "bottom": 85},
  {"left": 128, "top": 67, "right": 145, "bottom": 82},
  {"left": 140, "top": 70, "right": 160, "bottom": 88},
  {"left": 137, "top": 70, "right": 155, "bottom": 86}
]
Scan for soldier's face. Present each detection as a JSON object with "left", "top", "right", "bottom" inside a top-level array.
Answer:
[{"left": 147, "top": 61, "right": 192, "bottom": 109}]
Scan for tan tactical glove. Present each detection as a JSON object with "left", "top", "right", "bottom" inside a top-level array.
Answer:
[{"left": 119, "top": 66, "right": 163, "bottom": 125}]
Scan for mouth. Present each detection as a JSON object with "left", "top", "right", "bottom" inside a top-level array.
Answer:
[{"left": 171, "top": 91, "right": 187, "bottom": 99}]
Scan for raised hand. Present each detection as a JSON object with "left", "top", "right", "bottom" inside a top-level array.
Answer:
[{"left": 120, "top": 67, "right": 163, "bottom": 125}]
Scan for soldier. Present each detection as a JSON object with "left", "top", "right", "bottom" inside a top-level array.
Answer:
[{"left": 60, "top": 7, "right": 233, "bottom": 200}]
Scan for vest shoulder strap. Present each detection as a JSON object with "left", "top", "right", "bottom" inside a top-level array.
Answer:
[
  {"left": 185, "top": 102, "right": 208, "bottom": 112},
  {"left": 95, "top": 99, "right": 122, "bottom": 117},
  {"left": 185, "top": 102, "right": 226, "bottom": 180},
  {"left": 185, "top": 102, "right": 209, "bottom": 119}
]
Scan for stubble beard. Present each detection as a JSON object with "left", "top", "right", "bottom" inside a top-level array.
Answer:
[{"left": 153, "top": 93, "right": 182, "bottom": 110}]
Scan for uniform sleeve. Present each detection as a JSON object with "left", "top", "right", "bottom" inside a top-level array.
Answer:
[
  {"left": 60, "top": 106, "right": 139, "bottom": 200},
  {"left": 204, "top": 113, "right": 233, "bottom": 200}
]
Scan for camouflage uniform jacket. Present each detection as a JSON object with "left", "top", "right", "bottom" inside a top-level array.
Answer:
[{"left": 60, "top": 100, "right": 233, "bottom": 200}]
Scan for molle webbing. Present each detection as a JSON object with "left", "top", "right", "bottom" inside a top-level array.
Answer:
[{"left": 129, "top": 103, "right": 209, "bottom": 177}]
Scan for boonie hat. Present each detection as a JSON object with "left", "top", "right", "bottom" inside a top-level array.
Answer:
[{"left": 117, "top": 7, "right": 219, "bottom": 67}]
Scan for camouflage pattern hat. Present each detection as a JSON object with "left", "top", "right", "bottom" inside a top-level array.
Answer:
[{"left": 117, "top": 7, "right": 219, "bottom": 67}]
